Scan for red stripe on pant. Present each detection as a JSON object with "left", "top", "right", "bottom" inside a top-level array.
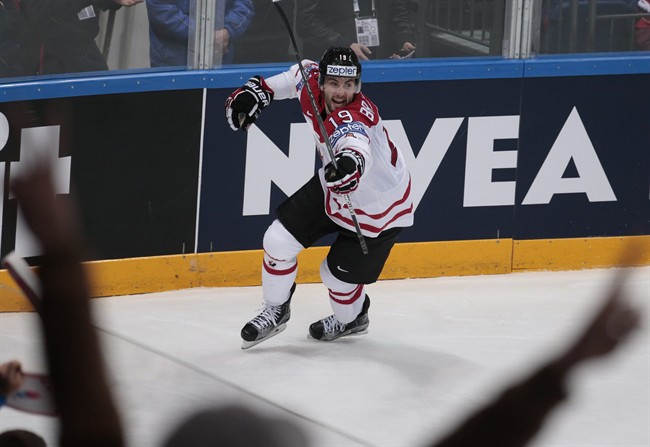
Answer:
[
  {"left": 329, "top": 284, "right": 363, "bottom": 305},
  {"left": 263, "top": 261, "right": 297, "bottom": 276}
]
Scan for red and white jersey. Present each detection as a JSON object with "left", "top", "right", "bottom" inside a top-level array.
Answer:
[{"left": 265, "top": 61, "right": 413, "bottom": 237}]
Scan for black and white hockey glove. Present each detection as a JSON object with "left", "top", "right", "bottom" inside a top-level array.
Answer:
[
  {"left": 225, "top": 76, "right": 274, "bottom": 131},
  {"left": 324, "top": 150, "right": 365, "bottom": 194}
]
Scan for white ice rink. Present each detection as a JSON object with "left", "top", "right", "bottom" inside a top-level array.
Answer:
[{"left": 1, "top": 267, "right": 648, "bottom": 447}]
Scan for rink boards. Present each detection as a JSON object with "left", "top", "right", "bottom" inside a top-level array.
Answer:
[{"left": 1, "top": 55, "right": 649, "bottom": 310}]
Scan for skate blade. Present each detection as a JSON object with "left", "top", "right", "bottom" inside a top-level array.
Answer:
[{"left": 241, "top": 323, "right": 287, "bottom": 350}]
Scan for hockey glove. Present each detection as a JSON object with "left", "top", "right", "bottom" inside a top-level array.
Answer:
[
  {"left": 225, "top": 76, "right": 274, "bottom": 131},
  {"left": 324, "top": 150, "right": 365, "bottom": 194}
]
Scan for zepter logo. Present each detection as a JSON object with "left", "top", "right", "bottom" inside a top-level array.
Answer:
[{"left": 326, "top": 65, "right": 358, "bottom": 77}]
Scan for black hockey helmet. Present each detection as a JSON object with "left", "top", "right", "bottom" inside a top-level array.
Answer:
[{"left": 318, "top": 47, "right": 362, "bottom": 93}]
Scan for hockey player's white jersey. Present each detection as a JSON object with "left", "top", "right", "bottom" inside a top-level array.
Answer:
[{"left": 265, "top": 61, "right": 414, "bottom": 238}]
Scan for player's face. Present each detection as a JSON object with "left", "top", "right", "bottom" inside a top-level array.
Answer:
[{"left": 322, "top": 76, "right": 356, "bottom": 113}]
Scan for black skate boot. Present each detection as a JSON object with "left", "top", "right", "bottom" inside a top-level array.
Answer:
[
  {"left": 241, "top": 283, "right": 296, "bottom": 350},
  {"left": 309, "top": 295, "right": 370, "bottom": 341}
]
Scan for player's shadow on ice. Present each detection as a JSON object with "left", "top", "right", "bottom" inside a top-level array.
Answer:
[{"left": 244, "top": 339, "right": 475, "bottom": 391}]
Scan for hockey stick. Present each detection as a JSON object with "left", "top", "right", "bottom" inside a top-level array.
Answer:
[
  {"left": 2, "top": 251, "right": 42, "bottom": 312},
  {"left": 272, "top": 0, "right": 369, "bottom": 255}
]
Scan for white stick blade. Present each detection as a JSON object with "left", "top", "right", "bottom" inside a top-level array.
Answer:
[{"left": 1, "top": 251, "right": 42, "bottom": 308}]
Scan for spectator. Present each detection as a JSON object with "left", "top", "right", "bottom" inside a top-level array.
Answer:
[
  {"left": 0, "top": 429, "right": 46, "bottom": 447},
  {"left": 146, "top": 0, "right": 254, "bottom": 67},
  {"left": 18, "top": 0, "right": 143, "bottom": 76},
  {"left": 635, "top": 0, "right": 650, "bottom": 50},
  {"left": 161, "top": 405, "right": 309, "bottom": 447},
  {"left": 11, "top": 162, "right": 125, "bottom": 447},
  {"left": 296, "top": 0, "right": 416, "bottom": 61}
]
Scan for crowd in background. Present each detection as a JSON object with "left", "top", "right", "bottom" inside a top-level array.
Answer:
[
  {"left": 1, "top": 0, "right": 648, "bottom": 79},
  {"left": 0, "top": 0, "right": 417, "bottom": 78}
]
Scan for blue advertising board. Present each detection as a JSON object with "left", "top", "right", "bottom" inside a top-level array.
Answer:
[
  {"left": 197, "top": 72, "right": 648, "bottom": 252},
  {"left": 516, "top": 73, "right": 649, "bottom": 239}
]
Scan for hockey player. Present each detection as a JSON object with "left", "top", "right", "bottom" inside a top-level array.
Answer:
[{"left": 225, "top": 47, "right": 414, "bottom": 349}]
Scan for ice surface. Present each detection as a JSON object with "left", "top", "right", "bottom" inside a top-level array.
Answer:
[{"left": 1, "top": 267, "right": 648, "bottom": 447}]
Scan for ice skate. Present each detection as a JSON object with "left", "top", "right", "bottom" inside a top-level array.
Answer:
[
  {"left": 309, "top": 295, "right": 370, "bottom": 341},
  {"left": 241, "top": 283, "right": 295, "bottom": 350}
]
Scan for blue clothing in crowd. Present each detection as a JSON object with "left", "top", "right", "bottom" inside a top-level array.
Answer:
[{"left": 146, "top": 0, "right": 254, "bottom": 67}]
